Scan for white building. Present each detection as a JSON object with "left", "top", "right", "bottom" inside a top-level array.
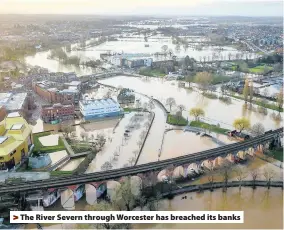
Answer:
[{"left": 79, "top": 98, "right": 122, "bottom": 120}]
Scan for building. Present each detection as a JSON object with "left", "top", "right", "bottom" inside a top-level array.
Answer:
[
  {"left": 125, "top": 58, "right": 153, "bottom": 68},
  {"left": 0, "top": 93, "right": 31, "bottom": 119},
  {"left": 41, "top": 103, "right": 75, "bottom": 124},
  {"left": 117, "top": 88, "right": 135, "bottom": 105},
  {"left": 0, "top": 112, "right": 33, "bottom": 170},
  {"left": 80, "top": 98, "right": 122, "bottom": 120},
  {"left": 32, "top": 81, "right": 80, "bottom": 105},
  {"left": 0, "top": 106, "right": 6, "bottom": 122}
]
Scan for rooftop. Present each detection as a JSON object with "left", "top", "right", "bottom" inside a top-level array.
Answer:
[{"left": 0, "top": 93, "right": 28, "bottom": 111}]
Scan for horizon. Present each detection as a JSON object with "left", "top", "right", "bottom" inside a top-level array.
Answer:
[{"left": 0, "top": 0, "right": 282, "bottom": 17}]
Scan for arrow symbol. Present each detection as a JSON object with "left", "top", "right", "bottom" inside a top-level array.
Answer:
[{"left": 13, "top": 215, "right": 18, "bottom": 220}]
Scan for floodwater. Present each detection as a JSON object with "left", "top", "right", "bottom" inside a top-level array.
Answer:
[
  {"left": 100, "top": 76, "right": 283, "bottom": 131},
  {"left": 160, "top": 130, "right": 235, "bottom": 161},
  {"left": 86, "top": 110, "right": 152, "bottom": 172},
  {"left": 59, "top": 157, "right": 85, "bottom": 171},
  {"left": 25, "top": 186, "right": 283, "bottom": 230},
  {"left": 25, "top": 35, "right": 258, "bottom": 75},
  {"left": 134, "top": 187, "right": 283, "bottom": 229}
]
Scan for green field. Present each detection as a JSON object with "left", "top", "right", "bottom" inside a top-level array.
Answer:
[
  {"left": 249, "top": 65, "right": 272, "bottom": 74},
  {"left": 190, "top": 120, "right": 229, "bottom": 134},
  {"left": 139, "top": 68, "right": 165, "bottom": 77},
  {"left": 33, "top": 131, "right": 66, "bottom": 154},
  {"left": 167, "top": 114, "right": 188, "bottom": 126}
]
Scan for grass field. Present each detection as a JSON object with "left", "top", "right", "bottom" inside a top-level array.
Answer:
[
  {"left": 139, "top": 68, "right": 165, "bottom": 77},
  {"left": 249, "top": 65, "right": 272, "bottom": 74},
  {"left": 33, "top": 131, "right": 66, "bottom": 153},
  {"left": 190, "top": 120, "right": 230, "bottom": 134},
  {"left": 167, "top": 114, "right": 188, "bottom": 126}
]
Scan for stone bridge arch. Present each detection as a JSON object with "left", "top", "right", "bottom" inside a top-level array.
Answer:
[
  {"left": 61, "top": 187, "right": 75, "bottom": 210},
  {"left": 172, "top": 166, "right": 185, "bottom": 180},
  {"left": 107, "top": 180, "right": 121, "bottom": 201}
]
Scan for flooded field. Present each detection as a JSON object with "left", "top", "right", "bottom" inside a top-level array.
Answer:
[
  {"left": 25, "top": 35, "right": 258, "bottom": 75},
  {"left": 100, "top": 76, "right": 283, "bottom": 130},
  {"left": 160, "top": 130, "right": 235, "bottom": 160}
]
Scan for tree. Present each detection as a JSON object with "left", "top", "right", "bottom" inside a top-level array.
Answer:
[
  {"left": 219, "top": 161, "right": 231, "bottom": 192},
  {"left": 234, "top": 166, "right": 248, "bottom": 190},
  {"left": 194, "top": 72, "right": 212, "bottom": 91},
  {"left": 183, "top": 55, "right": 190, "bottom": 69},
  {"left": 207, "top": 166, "right": 215, "bottom": 192},
  {"left": 250, "top": 169, "right": 259, "bottom": 189},
  {"left": 189, "top": 107, "right": 205, "bottom": 121},
  {"left": 104, "top": 90, "right": 112, "bottom": 99},
  {"left": 161, "top": 45, "right": 168, "bottom": 53},
  {"left": 243, "top": 79, "right": 250, "bottom": 103},
  {"left": 177, "top": 104, "right": 186, "bottom": 113},
  {"left": 233, "top": 117, "right": 250, "bottom": 133},
  {"left": 263, "top": 167, "right": 275, "bottom": 189},
  {"left": 276, "top": 87, "right": 283, "bottom": 112},
  {"left": 101, "top": 161, "right": 113, "bottom": 171},
  {"left": 166, "top": 97, "right": 176, "bottom": 111},
  {"left": 249, "top": 81, "right": 254, "bottom": 103},
  {"left": 250, "top": 123, "right": 265, "bottom": 137},
  {"left": 112, "top": 177, "right": 142, "bottom": 211},
  {"left": 97, "top": 133, "right": 106, "bottom": 149},
  {"left": 77, "top": 201, "right": 130, "bottom": 229}
]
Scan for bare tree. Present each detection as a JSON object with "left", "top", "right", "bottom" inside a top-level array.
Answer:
[
  {"left": 77, "top": 201, "right": 130, "bottom": 229},
  {"left": 263, "top": 167, "right": 275, "bottom": 189},
  {"left": 62, "top": 126, "right": 72, "bottom": 138},
  {"left": 250, "top": 169, "right": 259, "bottom": 189},
  {"left": 166, "top": 97, "right": 176, "bottom": 111},
  {"left": 234, "top": 166, "right": 248, "bottom": 190},
  {"left": 101, "top": 161, "right": 113, "bottom": 171},
  {"left": 96, "top": 133, "right": 106, "bottom": 149},
  {"left": 104, "top": 90, "right": 112, "bottom": 99},
  {"left": 250, "top": 123, "right": 265, "bottom": 137},
  {"left": 219, "top": 161, "right": 231, "bottom": 192},
  {"left": 207, "top": 170, "right": 215, "bottom": 192}
]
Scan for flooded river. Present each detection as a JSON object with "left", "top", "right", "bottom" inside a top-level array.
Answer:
[
  {"left": 100, "top": 76, "right": 282, "bottom": 130},
  {"left": 25, "top": 186, "right": 283, "bottom": 230}
]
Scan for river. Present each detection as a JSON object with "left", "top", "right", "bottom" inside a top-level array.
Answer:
[{"left": 25, "top": 187, "right": 283, "bottom": 230}]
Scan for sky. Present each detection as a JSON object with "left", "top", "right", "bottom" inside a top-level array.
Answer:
[{"left": 0, "top": 0, "right": 282, "bottom": 16}]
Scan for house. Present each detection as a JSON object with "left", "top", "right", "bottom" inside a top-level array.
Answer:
[
  {"left": 227, "top": 130, "right": 250, "bottom": 141},
  {"left": 41, "top": 103, "right": 75, "bottom": 124},
  {"left": 0, "top": 112, "right": 33, "bottom": 170}
]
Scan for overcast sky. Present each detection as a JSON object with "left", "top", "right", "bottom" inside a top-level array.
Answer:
[{"left": 0, "top": 0, "right": 282, "bottom": 16}]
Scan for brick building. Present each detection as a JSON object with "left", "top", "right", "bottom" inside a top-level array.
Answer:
[
  {"left": 0, "top": 106, "right": 6, "bottom": 122},
  {"left": 32, "top": 81, "right": 80, "bottom": 105},
  {"left": 41, "top": 103, "right": 75, "bottom": 124}
]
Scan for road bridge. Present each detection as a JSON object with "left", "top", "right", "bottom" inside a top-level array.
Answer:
[{"left": 0, "top": 128, "right": 282, "bottom": 196}]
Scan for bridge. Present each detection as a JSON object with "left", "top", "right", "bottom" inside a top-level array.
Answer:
[{"left": 0, "top": 128, "right": 282, "bottom": 195}]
